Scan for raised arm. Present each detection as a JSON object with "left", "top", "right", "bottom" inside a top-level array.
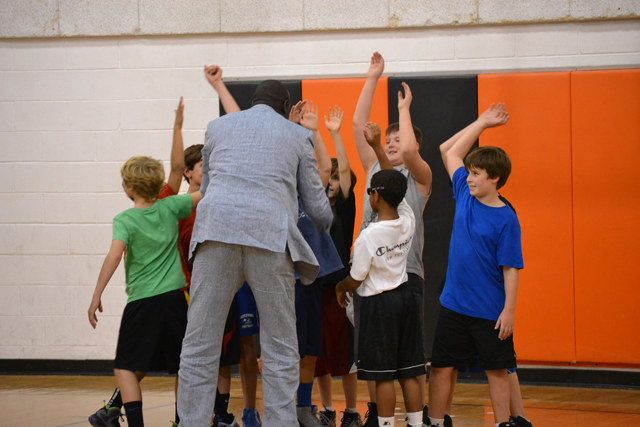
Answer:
[
  {"left": 205, "top": 65, "right": 241, "bottom": 114},
  {"left": 88, "top": 239, "right": 126, "bottom": 328},
  {"left": 363, "top": 122, "right": 393, "bottom": 171},
  {"left": 353, "top": 52, "right": 385, "bottom": 174},
  {"left": 300, "top": 101, "right": 331, "bottom": 187},
  {"left": 441, "top": 103, "right": 509, "bottom": 180},
  {"left": 167, "top": 97, "right": 186, "bottom": 195},
  {"left": 397, "top": 83, "right": 432, "bottom": 195},
  {"left": 325, "top": 106, "right": 351, "bottom": 197}
]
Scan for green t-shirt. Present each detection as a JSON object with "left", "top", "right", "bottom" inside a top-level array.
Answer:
[{"left": 113, "top": 194, "right": 193, "bottom": 303}]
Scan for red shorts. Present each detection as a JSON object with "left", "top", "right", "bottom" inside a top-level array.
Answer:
[{"left": 314, "top": 283, "right": 354, "bottom": 377}]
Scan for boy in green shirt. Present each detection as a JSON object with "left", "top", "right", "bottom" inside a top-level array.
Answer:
[{"left": 88, "top": 156, "right": 201, "bottom": 427}]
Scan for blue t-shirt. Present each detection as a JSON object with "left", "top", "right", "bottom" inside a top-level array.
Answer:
[
  {"left": 295, "top": 198, "right": 343, "bottom": 281},
  {"left": 440, "top": 167, "right": 524, "bottom": 321}
]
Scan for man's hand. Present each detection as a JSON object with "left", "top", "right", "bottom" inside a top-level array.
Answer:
[
  {"left": 479, "top": 103, "right": 509, "bottom": 129},
  {"left": 88, "top": 297, "right": 103, "bottom": 329},
  {"left": 174, "top": 97, "right": 184, "bottom": 129},
  {"left": 300, "top": 101, "right": 319, "bottom": 131},
  {"left": 397, "top": 82, "right": 412, "bottom": 111},
  {"left": 367, "top": 52, "right": 385, "bottom": 80},
  {"left": 289, "top": 100, "right": 307, "bottom": 124},
  {"left": 363, "top": 122, "right": 382, "bottom": 148},
  {"left": 204, "top": 65, "right": 223, "bottom": 87},
  {"left": 324, "top": 106, "right": 344, "bottom": 133},
  {"left": 495, "top": 309, "right": 515, "bottom": 340}
]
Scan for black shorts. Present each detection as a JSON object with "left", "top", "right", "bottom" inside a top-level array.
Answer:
[
  {"left": 357, "top": 282, "right": 426, "bottom": 381},
  {"left": 295, "top": 279, "right": 324, "bottom": 358},
  {"left": 406, "top": 273, "right": 427, "bottom": 359},
  {"left": 220, "top": 294, "right": 241, "bottom": 367},
  {"left": 115, "top": 290, "right": 188, "bottom": 374},
  {"left": 431, "top": 306, "right": 516, "bottom": 371}
]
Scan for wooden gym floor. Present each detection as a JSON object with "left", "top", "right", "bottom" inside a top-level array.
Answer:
[{"left": 2, "top": 375, "right": 640, "bottom": 427}]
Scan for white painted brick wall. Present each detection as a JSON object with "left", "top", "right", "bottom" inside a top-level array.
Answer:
[{"left": 0, "top": 20, "right": 639, "bottom": 361}]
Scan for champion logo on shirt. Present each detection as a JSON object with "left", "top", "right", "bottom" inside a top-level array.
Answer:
[{"left": 375, "top": 236, "right": 412, "bottom": 257}]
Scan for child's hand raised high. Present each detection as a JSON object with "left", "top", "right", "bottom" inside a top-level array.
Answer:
[
  {"left": 289, "top": 100, "right": 307, "bottom": 124},
  {"left": 204, "top": 65, "right": 223, "bottom": 86},
  {"left": 300, "top": 101, "right": 319, "bottom": 131},
  {"left": 397, "top": 82, "right": 412, "bottom": 111},
  {"left": 174, "top": 97, "right": 184, "bottom": 129},
  {"left": 367, "top": 52, "right": 385, "bottom": 80},
  {"left": 479, "top": 103, "right": 510, "bottom": 128},
  {"left": 324, "top": 105, "right": 344, "bottom": 134},
  {"left": 363, "top": 122, "right": 382, "bottom": 148}
]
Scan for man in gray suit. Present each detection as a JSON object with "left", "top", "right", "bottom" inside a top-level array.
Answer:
[{"left": 178, "top": 80, "right": 333, "bottom": 427}]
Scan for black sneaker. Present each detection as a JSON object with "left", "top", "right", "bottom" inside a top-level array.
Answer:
[
  {"left": 319, "top": 409, "right": 336, "bottom": 427},
  {"left": 340, "top": 411, "right": 362, "bottom": 427},
  {"left": 88, "top": 403, "right": 122, "bottom": 427},
  {"left": 511, "top": 415, "right": 532, "bottom": 427},
  {"left": 444, "top": 414, "right": 453, "bottom": 427},
  {"left": 497, "top": 422, "right": 513, "bottom": 427},
  {"left": 362, "top": 402, "right": 378, "bottom": 427}
]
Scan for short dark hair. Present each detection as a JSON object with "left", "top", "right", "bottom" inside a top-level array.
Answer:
[
  {"left": 184, "top": 144, "right": 203, "bottom": 183},
  {"left": 251, "top": 80, "right": 291, "bottom": 118},
  {"left": 370, "top": 169, "right": 407, "bottom": 209},
  {"left": 385, "top": 123, "right": 423, "bottom": 147},
  {"left": 330, "top": 158, "right": 357, "bottom": 189},
  {"left": 464, "top": 146, "right": 511, "bottom": 190}
]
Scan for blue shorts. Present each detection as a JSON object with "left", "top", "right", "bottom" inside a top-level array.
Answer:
[
  {"left": 295, "top": 279, "right": 324, "bottom": 358},
  {"left": 237, "top": 282, "right": 259, "bottom": 337}
]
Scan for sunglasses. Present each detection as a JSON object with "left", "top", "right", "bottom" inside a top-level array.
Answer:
[{"left": 367, "top": 187, "right": 385, "bottom": 195}]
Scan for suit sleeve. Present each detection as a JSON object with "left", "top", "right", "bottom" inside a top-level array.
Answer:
[
  {"left": 200, "top": 128, "right": 213, "bottom": 198},
  {"left": 297, "top": 132, "right": 333, "bottom": 233}
]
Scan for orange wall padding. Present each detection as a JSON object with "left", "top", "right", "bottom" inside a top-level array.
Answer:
[
  {"left": 478, "top": 73, "right": 576, "bottom": 363},
  {"left": 571, "top": 70, "right": 640, "bottom": 364},
  {"left": 301, "top": 78, "right": 389, "bottom": 244}
]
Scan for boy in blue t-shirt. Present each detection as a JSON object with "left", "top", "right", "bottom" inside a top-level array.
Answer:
[{"left": 427, "top": 103, "right": 523, "bottom": 427}]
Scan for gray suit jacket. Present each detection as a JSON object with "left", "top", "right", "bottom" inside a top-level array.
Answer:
[{"left": 190, "top": 104, "right": 333, "bottom": 284}]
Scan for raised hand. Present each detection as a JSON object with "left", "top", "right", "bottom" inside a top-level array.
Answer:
[
  {"left": 174, "top": 97, "right": 184, "bottom": 129},
  {"left": 204, "top": 65, "right": 223, "bottom": 87},
  {"left": 289, "top": 100, "right": 307, "bottom": 124},
  {"left": 367, "top": 51, "right": 385, "bottom": 80},
  {"left": 324, "top": 105, "right": 344, "bottom": 133},
  {"left": 479, "top": 103, "right": 510, "bottom": 128},
  {"left": 300, "top": 101, "right": 319, "bottom": 131},
  {"left": 363, "top": 122, "right": 382, "bottom": 148},
  {"left": 397, "top": 82, "right": 412, "bottom": 111}
]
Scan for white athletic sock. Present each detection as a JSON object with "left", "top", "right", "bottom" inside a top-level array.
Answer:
[
  {"left": 323, "top": 407, "right": 334, "bottom": 412},
  {"left": 407, "top": 411, "right": 422, "bottom": 426},
  {"left": 378, "top": 416, "right": 394, "bottom": 427},
  {"left": 429, "top": 417, "right": 444, "bottom": 427}
]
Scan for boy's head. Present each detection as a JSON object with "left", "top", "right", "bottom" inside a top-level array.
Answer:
[
  {"left": 252, "top": 80, "right": 291, "bottom": 118},
  {"left": 368, "top": 169, "right": 407, "bottom": 211},
  {"left": 183, "top": 144, "right": 204, "bottom": 185},
  {"left": 121, "top": 156, "right": 165, "bottom": 202},
  {"left": 384, "top": 123, "right": 423, "bottom": 166},
  {"left": 328, "top": 158, "right": 357, "bottom": 200},
  {"left": 464, "top": 146, "right": 511, "bottom": 190}
]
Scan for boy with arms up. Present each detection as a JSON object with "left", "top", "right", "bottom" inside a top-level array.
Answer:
[
  {"left": 88, "top": 156, "right": 201, "bottom": 427},
  {"left": 427, "top": 103, "right": 523, "bottom": 427},
  {"left": 335, "top": 165, "right": 425, "bottom": 427}
]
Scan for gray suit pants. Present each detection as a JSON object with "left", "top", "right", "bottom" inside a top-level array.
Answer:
[{"left": 178, "top": 241, "right": 300, "bottom": 427}]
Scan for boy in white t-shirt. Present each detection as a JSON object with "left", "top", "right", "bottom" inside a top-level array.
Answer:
[{"left": 336, "top": 169, "right": 426, "bottom": 427}]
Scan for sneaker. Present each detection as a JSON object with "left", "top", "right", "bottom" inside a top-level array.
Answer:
[
  {"left": 319, "top": 409, "right": 337, "bottom": 427},
  {"left": 444, "top": 414, "right": 453, "bottom": 427},
  {"left": 88, "top": 403, "right": 122, "bottom": 427},
  {"left": 218, "top": 415, "right": 240, "bottom": 427},
  {"left": 362, "top": 402, "right": 378, "bottom": 427},
  {"left": 297, "top": 405, "right": 323, "bottom": 427},
  {"left": 339, "top": 411, "right": 362, "bottom": 427},
  {"left": 242, "top": 408, "right": 262, "bottom": 427},
  {"left": 510, "top": 415, "right": 532, "bottom": 427},
  {"left": 497, "top": 423, "right": 513, "bottom": 427}
]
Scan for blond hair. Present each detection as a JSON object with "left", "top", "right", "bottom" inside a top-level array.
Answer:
[{"left": 121, "top": 156, "right": 165, "bottom": 202}]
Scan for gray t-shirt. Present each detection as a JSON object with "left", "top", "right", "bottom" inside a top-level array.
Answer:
[{"left": 360, "top": 161, "right": 430, "bottom": 279}]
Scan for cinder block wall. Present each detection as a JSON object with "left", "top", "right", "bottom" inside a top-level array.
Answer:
[{"left": 0, "top": 0, "right": 639, "bottom": 361}]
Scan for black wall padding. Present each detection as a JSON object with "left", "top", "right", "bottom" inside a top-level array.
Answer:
[
  {"left": 220, "top": 80, "right": 303, "bottom": 115},
  {"left": 388, "top": 76, "right": 478, "bottom": 359}
]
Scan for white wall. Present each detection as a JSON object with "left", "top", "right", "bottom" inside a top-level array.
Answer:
[{"left": 1, "top": 20, "right": 639, "bottom": 360}]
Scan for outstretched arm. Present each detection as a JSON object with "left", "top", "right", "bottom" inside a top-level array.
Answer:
[
  {"left": 397, "top": 83, "right": 432, "bottom": 195},
  {"left": 363, "top": 122, "right": 393, "bottom": 171},
  {"left": 205, "top": 65, "right": 241, "bottom": 114},
  {"left": 496, "top": 266, "right": 518, "bottom": 340},
  {"left": 88, "top": 239, "right": 126, "bottom": 328},
  {"left": 301, "top": 101, "right": 331, "bottom": 187},
  {"left": 353, "top": 52, "right": 385, "bottom": 175},
  {"left": 325, "top": 106, "right": 351, "bottom": 197},
  {"left": 441, "top": 103, "right": 509, "bottom": 180},
  {"left": 167, "top": 97, "right": 186, "bottom": 195}
]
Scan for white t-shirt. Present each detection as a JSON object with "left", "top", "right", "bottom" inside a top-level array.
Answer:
[{"left": 350, "top": 199, "right": 415, "bottom": 297}]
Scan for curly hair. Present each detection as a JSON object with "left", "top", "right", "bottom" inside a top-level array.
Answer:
[
  {"left": 121, "top": 156, "right": 165, "bottom": 202},
  {"left": 369, "top": 169, "right": 408, "bottom": 209}
]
